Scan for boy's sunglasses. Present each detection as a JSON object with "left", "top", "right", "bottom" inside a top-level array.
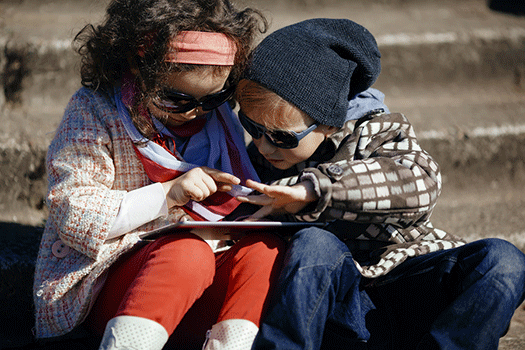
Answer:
[
  {"left": 153, "top": 85, "right": 235, "bottom": 113},
  {"left": 238, "top": 110, "right": 319, "bottom": 149}
]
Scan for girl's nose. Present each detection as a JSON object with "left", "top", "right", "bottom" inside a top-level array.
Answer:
[{"left": 180, "top": 107, "right": 203, "bottom": 121}]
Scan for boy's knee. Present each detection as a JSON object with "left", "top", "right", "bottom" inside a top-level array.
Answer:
[
  {"left": 289, "top": 228, "right": 348, "bottom": 261},
  {"left": 286, "top": 227, "right": 351, "bottom": 267},
  {"left": 472, "top": 238, "right": 525, "bottom": 301},
  {"left": 292, "top": 227, "right": 339, "bottom": 245},
  {"left": 479, "top": 238, "right": 525, "bottom": 273}
]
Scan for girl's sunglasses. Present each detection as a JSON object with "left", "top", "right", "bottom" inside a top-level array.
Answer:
[
  {"left": 153, "top": 85, "right": 235, "bottom": 113},
  {"left": 238, "top": 110, "right": 319, "bottom": 149}
]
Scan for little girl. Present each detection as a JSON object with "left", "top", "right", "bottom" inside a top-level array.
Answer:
[{"left": 33, "top": 1, "right": 284, "bottom": 349}]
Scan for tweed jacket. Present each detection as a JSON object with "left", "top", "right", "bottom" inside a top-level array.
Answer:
[
  {"left": 33, "top": 88, "right": 216, "bottom": 338},
  {"left": 249, "top": 110, "right": 465, "bottom": 279}
]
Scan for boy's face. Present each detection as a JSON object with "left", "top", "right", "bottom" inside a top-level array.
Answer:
[{"left": 240, "top": 104, "right": 335, "bottom": 170}]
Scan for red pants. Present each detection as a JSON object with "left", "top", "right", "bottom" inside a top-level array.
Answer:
[{"left": 85, "top": 232, "right": 284, "bottom": 349}]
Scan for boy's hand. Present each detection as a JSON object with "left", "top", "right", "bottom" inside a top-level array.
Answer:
[
  {"left": 162, "top": 167, "right": 241, "bottom": 208},
  {"left": 236, "top": 179, "right": 319, "bottom": 220}
]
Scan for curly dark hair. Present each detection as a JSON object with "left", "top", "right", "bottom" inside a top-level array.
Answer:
[
  {"left": 74, "top": 0, "right": 268, "bottom": 89},
  {"left": 73, "top": 0, "right": 268, "bottom": 137}
]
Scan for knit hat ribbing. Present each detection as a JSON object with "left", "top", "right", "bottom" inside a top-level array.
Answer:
[{"left": 244, "top": 18, "right": 381, "bottom": 127}]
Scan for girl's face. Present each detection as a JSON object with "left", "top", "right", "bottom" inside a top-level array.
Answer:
[
  {"left": 147, "top": 67, "right": 232, "bottom": 128},
  {"left": 241, "top": 103, "right": 336, "bottom": 170}
]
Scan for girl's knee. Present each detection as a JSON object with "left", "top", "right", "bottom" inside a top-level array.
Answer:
[
  {"left": 238, "top": 232, "right": 284, "bottom": 250},
  {"left": 227, "top": 234, "right": 286, "bottom": 276},
  {"left": 151, "top": 234, "right": 216, "bottom": 278}
]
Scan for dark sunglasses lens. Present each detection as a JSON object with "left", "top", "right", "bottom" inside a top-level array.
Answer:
[
  {"left": 201, "top": 87, "right": 234, "bottom": 111},
  {"left": 154, "top": 100, "right": 196, "bottom": 113},
  {"left": 156, "top": 86, "right": 234, "bottom": 113},
  {"left": 238, "top": 112, "right": 263, "bottom": 139},
  {"left": 265, "top": 130, "right": 299, "bottom": 149},
  {"left": 156, "top": 93, "right": 197, "bottom": 113}
]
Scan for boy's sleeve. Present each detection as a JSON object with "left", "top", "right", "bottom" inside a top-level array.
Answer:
[{"left": 296, "top": 112, "right": 441, "bottom": 228}]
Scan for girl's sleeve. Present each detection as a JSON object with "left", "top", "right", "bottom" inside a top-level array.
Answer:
[
  {"left": 45, "top": 90, "right": 128, "bottom": 259},
  {"left": 295, "top": 113, "right": 441, "bottom": 228}
]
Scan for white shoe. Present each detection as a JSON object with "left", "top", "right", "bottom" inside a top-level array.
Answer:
[
  {"left": 98, "top": 315, "right": 169, "bottom": 350},
  {"left": 202, "top": 319, "right": 259, "bottom": 350}
]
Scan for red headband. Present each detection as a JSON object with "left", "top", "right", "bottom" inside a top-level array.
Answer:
[{"left": 164, "top": 31, "right": 237, "bottom": 66}]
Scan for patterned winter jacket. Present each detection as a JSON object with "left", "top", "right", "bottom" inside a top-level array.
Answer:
[
  {"left": 249, "top": 110, "right": 465, "bottom": 278},
  {"left": 33, "top": 88, "right": 200, "bottom": 338}
]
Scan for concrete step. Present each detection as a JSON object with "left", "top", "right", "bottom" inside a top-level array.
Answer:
[{"left": 1, "top": 0, "right": 524, "bottom": 117}]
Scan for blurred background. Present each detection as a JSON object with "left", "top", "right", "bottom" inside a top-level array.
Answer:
[{"left": 0, "top": 0, "right": 524, "bottom": 348}]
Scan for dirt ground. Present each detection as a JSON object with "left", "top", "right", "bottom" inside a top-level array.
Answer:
[{"left": 501, "top": 303, "right": 525, "bottom": 349}]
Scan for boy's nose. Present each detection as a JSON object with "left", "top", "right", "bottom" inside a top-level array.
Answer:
[{"left": 255, "top": 136, "right": 278, "bottom": 156}]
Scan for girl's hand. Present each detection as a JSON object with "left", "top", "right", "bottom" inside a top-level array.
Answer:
[
  {"left": 236, "top": 179, "right": 319, "bottom": 220},
  {"left": 162, "top": 167, "right": 240, "bottom": 208}
]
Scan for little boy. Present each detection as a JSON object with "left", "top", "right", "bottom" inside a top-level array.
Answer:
[{"left": 235, "top": 18, "right": 525, "bottom": 350}]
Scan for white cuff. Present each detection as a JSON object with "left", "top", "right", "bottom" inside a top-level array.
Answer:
[
  {"left": 99, "top": 315, "right": 168, "bottom": 350},
  {"left": 107, "top": 182, "right": 168, "bottom": 240},
  {"left": 203, "top": 319, "right": 259, "bottom": 350}
]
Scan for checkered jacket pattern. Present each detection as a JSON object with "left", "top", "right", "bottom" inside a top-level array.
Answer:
[
  {"left": 33, "top": 88, "right": 189, "bottom": 338},
  {"left": 249, "top": 111, "right": 465, "bottom": 278}
]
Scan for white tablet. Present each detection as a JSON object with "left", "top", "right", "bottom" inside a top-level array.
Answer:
[{"left": 140, "top": 220, "right": 326, "bottom": 240}]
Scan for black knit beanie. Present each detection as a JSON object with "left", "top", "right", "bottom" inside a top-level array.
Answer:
[{"left": 244, "top": 18, "right": 381, "bottom": 127}]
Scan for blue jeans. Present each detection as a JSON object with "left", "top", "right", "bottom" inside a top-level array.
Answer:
[{"left": 252, "top": 228, "right": 525, "bottom": 350}]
